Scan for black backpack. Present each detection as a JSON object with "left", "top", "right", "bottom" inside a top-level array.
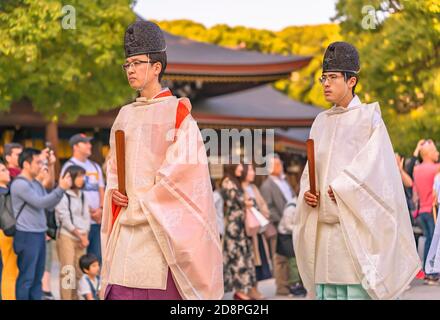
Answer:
[
  {"left": 46, "top": 208, "right": 58, "bottom": 240},
  {"left": 0, "top": 190, "right": 19, "bottom": 237}
]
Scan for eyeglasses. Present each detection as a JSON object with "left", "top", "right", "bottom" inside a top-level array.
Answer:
[
  {"left": 319, "top": 74, "right": 345, "bottom": 85},
  {"left": 122, "top": 60, "right": 154, "bottom": 72}
]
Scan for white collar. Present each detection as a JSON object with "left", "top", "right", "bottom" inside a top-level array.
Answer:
[
  {"left": 347, "top": 95, "right": 362, "bottom": 109},
  {"left": 134, "top": 88, "right": 174, "bottom": 106},
  {"left": 332, "top": 95, "right": 362, "bottom": 109},
  {"left": 153, "top": 87, "right": 171, "bottom": 98}
]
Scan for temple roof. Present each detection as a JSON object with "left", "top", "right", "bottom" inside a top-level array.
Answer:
[
  {"left": 275, "top": 127, "right": 311, "bottom": 142},
  {"left": 194, "top": 85, "right": 322, "bottom": 128},
  {"left": 164, "top": 33, "right": 311, "bottom": 79},
  {"left": 1, "top": 86, "right": 323, "bottom": 130},
  {"left": 130, "top": 17, "right": 313, "bottom": 98}
]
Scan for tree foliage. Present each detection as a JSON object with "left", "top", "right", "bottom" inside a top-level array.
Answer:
[
  {"left": 333, "top": 0, "right": 440, "bottom": 154},
  {"left": 0, "top": 0, "right": 136, "bottom": 122},
  {"left": 158, "top": 0, "right": 439, "bottom": 155}
]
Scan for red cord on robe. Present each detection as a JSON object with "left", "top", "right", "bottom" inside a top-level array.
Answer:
[{"left": 111, "top": 99, "right": 190, "bottom": 228}]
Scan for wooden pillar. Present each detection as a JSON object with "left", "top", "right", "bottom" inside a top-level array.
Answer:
[
  {"left": 45, "top": 118, "right": 60, "bottom": 177},
  {"left": 90, "top": 129, "right": 105, "bottom": 165}
]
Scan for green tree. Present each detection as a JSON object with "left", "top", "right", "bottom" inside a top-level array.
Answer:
[
  {"left": 0, "top": 0, "right": 136, "bottom": 123},
  {"left": 274, "top": 24, "right": 342, "bottom": 108},
  {"left": 333, "top": 0, "right": 440, "bottom": 154}
]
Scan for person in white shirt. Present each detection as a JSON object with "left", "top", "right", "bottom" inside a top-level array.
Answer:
[{"left": 78, "top": 253, "right": 101, "bottom": 300}]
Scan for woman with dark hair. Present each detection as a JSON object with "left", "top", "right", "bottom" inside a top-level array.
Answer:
[
  {"left": 55, "top": 165, "right": 91, "bottom": 300},
  {"left": 240, "top": 164, "right": 272, "bottom": 300},
  {"left": 221, "top": 163, "right": 256, "bottom": 300}
]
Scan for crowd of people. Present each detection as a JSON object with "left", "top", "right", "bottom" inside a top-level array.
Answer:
[
  {"left": 0, "top": 134, "right": 439, "bottom": 300},
  {"left": 396, "top": 139, "right": 440, "bottom": 285},
  {"left": 0, "top": 130, "right": 309, "bottom": 300},
  {"left": 0, "top": 134, "right": 105, "bottom": 300},
  {"left": 217, "top": 156, "right": 306, "bottom": 300}
]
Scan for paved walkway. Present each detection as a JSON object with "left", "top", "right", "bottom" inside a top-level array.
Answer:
[{"left": 48, "top": 242, "right": 440, "bottom": 300}]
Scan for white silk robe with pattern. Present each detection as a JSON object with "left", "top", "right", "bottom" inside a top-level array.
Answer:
[
  {"left": 100, "top": 95, "right": 224, "bottom": 300},
  {"left": 293, "top": 102, "right": 421, "bottom": 300}
]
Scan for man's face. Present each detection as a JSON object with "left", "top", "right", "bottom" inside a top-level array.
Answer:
[
  {"left": 24, "top": 155, "right": 44, "bottom": 178},
  {"left": 321, "top": 72, "right": 356, "bottom": 104},
  {"left": 74, "top": 141, "right": 92, "bottom": 158},
  {"left": 123, "top": 54, "right": 161, "bottom": 90},
  {"left": 6, "top": 147, "right": 22, "bottom": 168}
]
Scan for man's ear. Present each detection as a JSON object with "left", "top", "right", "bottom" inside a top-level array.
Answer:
[
  {"left": 348, "top": 76, "right": 357, "bottom": 89},
  {"left": 22, "top": 160, "right": 29, "bottom": 170},
  {"left": 154, "top": 62, "right": 162, "bottom": 77}
]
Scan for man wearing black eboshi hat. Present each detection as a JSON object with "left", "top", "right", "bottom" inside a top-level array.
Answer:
[
  {"left": 99, "top": 21, "right": 224, "bottom": 300},
  {"left": 293, "top": 42, "right": 421, "bottom": 300}
]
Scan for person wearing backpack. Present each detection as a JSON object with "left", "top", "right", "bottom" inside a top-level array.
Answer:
[
  {"left": 55, "top": 165, "right": 91, "bottom": 300},
  {"left": 0, "top": 148, "right": 56, "bottom": 300},
  {"left": 0, "top": 159, "right": 18, "bottom": 300},
  {"left": 61, "top": 133, "right": 105, "bottom": 266},
  {"left": 10, "top": 148, "right": 72, "bottom": 300}
]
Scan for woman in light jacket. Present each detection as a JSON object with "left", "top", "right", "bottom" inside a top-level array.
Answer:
[{"left": 55, "top": 165, "right": 91, "bottom": 300}]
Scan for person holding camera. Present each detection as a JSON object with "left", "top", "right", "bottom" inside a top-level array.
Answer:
[{"left": 10, "top": 148, "right": 72, "bottom": 300}]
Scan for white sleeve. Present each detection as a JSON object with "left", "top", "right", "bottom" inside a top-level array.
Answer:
[{"left": 77, "top": 276, "right": 91, "bottom": 297}]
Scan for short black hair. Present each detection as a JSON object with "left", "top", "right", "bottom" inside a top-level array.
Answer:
[
  {"left": 3, "top": 143, "right": 23, "bottom": 158},
  {"left": 18, "top": 148, "right": 41, "bottom": 169},
  {"left": 344, "top": 71, "right": 359, "bottom": 95},
  {"left": 149, "top": 52, "right": 167, "bottom": 82},
  {"left": 79, "top": 253, "right": 99, "bottom": 273}
]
